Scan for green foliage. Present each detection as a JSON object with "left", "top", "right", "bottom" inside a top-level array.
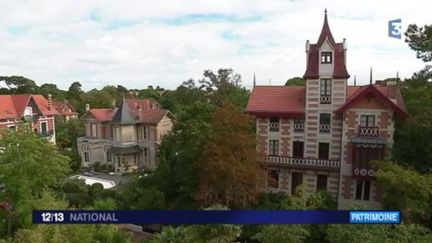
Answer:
[
  {"left": 285, "top": 76, "right": 306, "bottom": 86},
  {"left": 0, "top": 76, "right": 38, "bottom": 94},
  {"left": 405, "top": 24, "right": 432, "bottom": 62},
  {"left": 254, "top": 225, "right": 311, "bottom": 243},
  {"left": 115, "top": 177, "right": 165, "bottom": 210},
  {"left": 327, "top": 223, "right": 432, "bottom": 243},
  {"left": 38, "top": 83, "right": 66, "bottom": 100},
  {"left": 373, "top": 161, "right": 432, "bottom": 224},
  {"left": 0, "top": 126, "right": 70, "bottom": 230}
]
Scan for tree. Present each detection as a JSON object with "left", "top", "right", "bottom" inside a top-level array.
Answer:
[
  {"left": 405, "top": 24, "right": 432, "bottom": 62},
  {"left": 152, "top": 101, "right": 215, "bottom": 208},
  {"left": 285, "top": 77, "right": 305, "bottom": 86},
  {"left": 38, "top": 83, "right": 66, "bottom": 100},
  {"left": 195, "top": 104, "right": 266, "bottom": 208},
  {"left": 372, "top": 160, "right": 432, "bottom": 225},
  {"left": 0, "top": 126, "right": 70, "bottom": 230},
  {"left": 326, "top": 223, "right": 432, "bottom": 243},
  {"left": 199, "top": 68, "right": 249, "bottom": 109},
  {"left": 0, "top": 76, "right": 38, "bottom": 94}
]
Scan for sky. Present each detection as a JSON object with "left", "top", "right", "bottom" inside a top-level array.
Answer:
[{"left": 0, "top": 0, "right": 431, "bottom": 91}]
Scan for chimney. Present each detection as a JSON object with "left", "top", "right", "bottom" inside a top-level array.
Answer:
[
  {"left": 48, "top": 94, "right": 52, "bottom": 110},
  {"left": 85, "top": 103, "right": 90, "bottom": 112},
  {"left": 305, "top": 40, "right": 310, "bottom": 65},
  {"left": 111, "top": 99, "right": 116, "bottom": 109},
  {"left": 137, "top": 105, "right": 143, "bottom": 120}
]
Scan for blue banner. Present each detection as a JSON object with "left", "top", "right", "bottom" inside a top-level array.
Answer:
[{"left": 32, "top": 210, "right": 401, "bottom": 224}]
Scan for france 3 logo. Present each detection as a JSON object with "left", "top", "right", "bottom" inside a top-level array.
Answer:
[{"left": 388, "top": 19, "right": 402, "bottom": 39}]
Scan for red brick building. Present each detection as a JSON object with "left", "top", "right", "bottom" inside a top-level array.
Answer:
[
  {"left": 0, "top": 94, "right": 59, "bottom": 143},
  {"left": 246, "top": 11, "right": 407, "bottom": 209}
]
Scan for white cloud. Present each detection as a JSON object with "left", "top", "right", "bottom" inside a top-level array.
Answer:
[{"left": 0, "top": 0, "right": 430, "bottom": 91}]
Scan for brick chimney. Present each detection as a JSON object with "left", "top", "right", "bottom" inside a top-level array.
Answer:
[{"left": 48, "top": 94, "right": 52, "bottom": 110}]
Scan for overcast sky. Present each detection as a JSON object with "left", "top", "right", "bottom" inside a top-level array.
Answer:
[{"left": 0, "top": 0, "right": 430, "bottom": 91}]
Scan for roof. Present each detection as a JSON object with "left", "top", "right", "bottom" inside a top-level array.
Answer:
[
  {"left": 111, "top": 100, "right": 137, "bottom": 125},
  {"left": 52, "top": 100, "right": 78, "bottom": 116},
  {"left": 337, "top": 84, "right": 407, "bottom": 118},
  {"left": 0, "top": 94, "right": 59, "bottom": 120},
  {"left": 245, "top": 86, "right": 305, "bottom": 118},
  {"left": 246, "top": 84, "right": 407, "bottom": 118},
  {"left": 304, "top": 11, "right": 349, "bottom": 79},
  {"left": 83, "top": 98, "right": 169, "bottom": 125},
  {"left": 86, "top": 108, "right": 117, "bottom": 122}
]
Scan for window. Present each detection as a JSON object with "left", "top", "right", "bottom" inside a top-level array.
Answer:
[
  {"left": 268, "top": 170, "right": 279, "bottom": 188},
  {"left": 318, "top": 143, "right": 330, "bottom": 160},
  {"left": 292, "top": 141, "right": 304, "bottom": 158},
  {"left": 143, "top": 126, "right": 148, "bottom": 139},
  {"left": 320, "top": 79, "right": 332, "bottom": 104},
  {"left": 319, "top": 113, "right": 331, "bottom": 133},
  {"left": 40, "top": 122, "right": 47, "bottom": 135},
  {"left": 293, "top": 119, "right": 304, "bottom": 132},
  {"left": 269, "top": 139, "right": 279, "bottom": 156},
  {"left": 90, "top": 123, "right": 97, "bottom": 137},
  {"left": 104, "top": 146, "right": 111, "bottom": 162},
  {"left": 291, "top": 172, "right": 303, "bottom": 195},
  {"left": 83, "top": 146, "right": 90, "bottom": 163},
  {"left": 316, "top": 174, "right": 328, "bottom": 191},
  {"left": 269, "top": 117, "right": 280, "bottom": 132},
  {"left": 355, "top": 180, "right": 371, "bottom": 201},
  {"left": 360, "top": 115, "right": 375, "bottom": 127},
  {"left": 321, "top": 52, "right": 332, "bottom": 63}
]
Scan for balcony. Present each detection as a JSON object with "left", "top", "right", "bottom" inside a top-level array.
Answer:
[
  {"left": 320, "top": 95, "right": 331, "bottom": 104},
  {"left": 319, "top": 124, "right": 330, "bottom": 133},
  {"left": 358, "top": 126, "right": 379, "bottom": 137},
  {"left": 352, "top": 165, "right": 375, "bottom": 178},
  {"left": 264, "top": 156, "right": 340, "bottom": 170},
  {"left": 293, "top": 120, "right": 304, "bottom": 132},
  {"left": 38, "top": 129, "right": 53, "bottom": 137}
]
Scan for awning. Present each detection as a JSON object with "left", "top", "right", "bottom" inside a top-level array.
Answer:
[
  {"left": 108, "top": 145, "right": 140, "bottom": 155},
  {"left": 351, "top": 136, "right": 386, "bottom": 144}
]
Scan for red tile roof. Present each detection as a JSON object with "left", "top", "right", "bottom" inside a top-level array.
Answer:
[
  {"left": 304, "top": 12, "right": 349, "bottom": 79},
  {"left": 84, "top": 98, "right": 168, "bottom": 124},
  {"left": 86, "top": 108, "right": 117, "bottom": 122},
  {"left": 0, "top": 94, "right": 59, "bottom": 120},
  {"left": 245, "top": 86, "right": 305, "bottom": 118},
  {"left": 52, "top": 100, "right": 78, "bottom": 116}
]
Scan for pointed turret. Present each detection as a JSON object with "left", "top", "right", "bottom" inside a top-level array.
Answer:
[
  {"left": 111, "top": 99, "right": 136, "bottom": 124},
  {"left": 317, "top": 9, "right": 336, "bottom": 47}
]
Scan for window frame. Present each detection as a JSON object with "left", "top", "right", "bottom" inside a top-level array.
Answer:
[
  {"left": 321, "top": 51, "right": 332, "bottom": 64},
  {"left": 360, "top": 115, "right": 375, "bottom": 127},
  {"left": 316, "top": 174, "right": 328, "bottom": 192},
  {"left": 320, "top": 79, "right": 332, "bottom": 96},
  {"left": 355, "top": 180, "right": 371, "bottom": 201},
  {"left": 318, "top": 142, "right": 330, "bottom": 160},
  {"left": 269, "top": 139, "right": 279, "bottom": 156}
]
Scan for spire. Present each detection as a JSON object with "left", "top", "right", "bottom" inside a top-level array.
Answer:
[
  {"left": 369, "top": 67, "right": 373, "bottom": 85},
  {"left": 111, "top": 99, "right": 136, "bottom": 125},
  {"left": 354, "top": 75, "right": 357, "bottom": 86},
  {"left": 317, "top": 9, "right": 336, "bottom": 46}
]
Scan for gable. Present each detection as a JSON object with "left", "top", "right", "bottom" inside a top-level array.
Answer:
[{"left": 349, "top": 93, "right": 389, "bottom": 110}]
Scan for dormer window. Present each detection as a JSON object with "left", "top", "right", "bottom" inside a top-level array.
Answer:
[{"left": 321, "top": 52, "right": 332, "bottom": 63}]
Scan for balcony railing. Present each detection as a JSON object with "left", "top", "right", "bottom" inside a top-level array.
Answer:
[
  {"left": 319, "top": 124, "right": 330, "bottom": 133},
  {"left": 269, "top": 122, "right": 280, "bottom": 132},
  {"left": 38, "top": 129, "right": 54, "bottom": 137},
  {"left": 264, "top": 156, "right": 340, "bottom": 169},
  {"left": 320, "top": 95, "right": 331, "bottom": 104},
  {"left": 358, "top": 126, "right": 379, "bottom": 137},
  {"left": 293, "top": 120, "right": 304, "bottom": 132},
  {"left": 352, "top": 165, "right": 375, "bottom": 178}
]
